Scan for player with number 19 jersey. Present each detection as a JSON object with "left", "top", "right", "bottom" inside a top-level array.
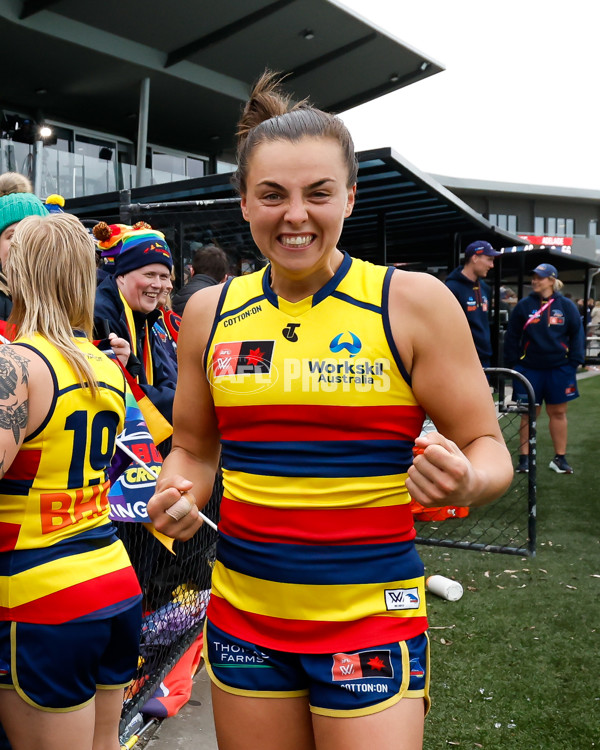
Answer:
[
  {"left": 205, "top": 253, "right": 428, "bottom": 653},
  {"left": 0, "top": 333, "right": 141, "bottom": 624}
]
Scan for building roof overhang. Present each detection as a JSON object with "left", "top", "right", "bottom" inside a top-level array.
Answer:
[{"left": 0, "top": 0, "right": 444, "bottom": 157}]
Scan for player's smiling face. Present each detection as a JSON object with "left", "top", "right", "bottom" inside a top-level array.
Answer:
[{"left": 240, "top": 136, "right": 356, "bottom": 297}]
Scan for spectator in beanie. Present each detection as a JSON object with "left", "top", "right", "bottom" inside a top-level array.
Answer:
[{"left": 94, "top": 222, "right": 176, "bottom": 423}]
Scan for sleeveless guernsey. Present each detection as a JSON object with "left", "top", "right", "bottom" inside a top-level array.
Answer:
[
  {"left": 205, "top": 254, "right": 427, "bottom": 653},
  {"left": 0, "top": 334, "right": 141, "bottom": 624}
]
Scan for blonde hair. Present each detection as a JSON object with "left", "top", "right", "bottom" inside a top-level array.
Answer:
[
  {"left": 0, "top": 172, "right": 34, "bottom": 297},
  {"left": 233, "top": 70, "right": 358, "bottom": 194},
  {"left": 7, "top": 213, "right": 100, "bottom": 394},
  {"left": 0, "top": 172, "right": 33, "bottom": 197},
  {"left": 553, "top": 278, "right": 564, "bottom": 292}
]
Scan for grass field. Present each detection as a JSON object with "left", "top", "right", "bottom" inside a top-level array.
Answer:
[{"left": 420, "top": 374, "right": 599, "bottom": 749}]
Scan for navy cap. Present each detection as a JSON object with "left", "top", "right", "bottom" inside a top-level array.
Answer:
[
  {"left": 532, "top": 263, "right": 558, "bottom": 279},
  {"left": 464, "top": 240, "right": 501, "bottom": 258}
]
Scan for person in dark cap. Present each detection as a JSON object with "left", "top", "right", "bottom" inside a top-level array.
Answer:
[
  {"left": 445, "top": 240, "right": 501, "bottom": 367},
  {"left": 504, "top": 263, "right": 584, "bottom": 474}
]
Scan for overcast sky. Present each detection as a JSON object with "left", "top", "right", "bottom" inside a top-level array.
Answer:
[{"left": 338, "top": 0, "right": 599, "bottom": 191}]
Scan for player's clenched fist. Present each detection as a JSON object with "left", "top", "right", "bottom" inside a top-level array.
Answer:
[{"left": 147, "top": 475, "right": 203, "bottom": 541}]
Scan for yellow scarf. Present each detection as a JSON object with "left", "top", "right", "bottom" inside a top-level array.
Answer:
[{"left": 119, "top": 290, "right": 154, "bottom": 385}]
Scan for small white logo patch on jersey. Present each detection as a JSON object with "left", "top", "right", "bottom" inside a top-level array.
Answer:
[{"left": 384, "top": 587, "right": 420, "bottom": 611}]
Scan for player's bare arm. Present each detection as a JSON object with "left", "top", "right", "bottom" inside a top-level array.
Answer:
[
  {"left": 147, "top": 284, "right": 223, "bottom": 540},
  {"left": 388, "top": 270, "right": 512, "bottom": 508},
  {"left": 0, "top": 345, "right": 30, "bottom": 478}
]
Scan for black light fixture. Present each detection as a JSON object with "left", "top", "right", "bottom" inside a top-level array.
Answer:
[{"left": 301, "top": 28, "right": 315, "bottom": 40}]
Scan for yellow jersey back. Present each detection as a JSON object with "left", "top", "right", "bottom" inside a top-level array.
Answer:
[{"left": 0, "top": 334, "right": 141, "bottom": 623}]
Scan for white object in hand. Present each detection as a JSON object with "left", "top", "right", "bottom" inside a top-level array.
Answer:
[
  {"left": 165, "top": 494, "right": 194, "bottom": 521},
  {"left": 426, "top": 575, "right": 464, "bottom": 601}
]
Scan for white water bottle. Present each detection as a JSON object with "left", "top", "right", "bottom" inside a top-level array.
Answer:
[{"left": 426, "top": 575, "right": 464, "bottom": 601}]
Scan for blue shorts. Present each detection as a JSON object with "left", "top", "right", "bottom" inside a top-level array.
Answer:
[
  {"left": 0, "top": 602, "right": 142, "bottom": 712},
  {"left": 204, "top": 619, "right": 430, "bottom": 718},
  {"left": 513, "top": 364, "right": 579, "bottom": 406}
]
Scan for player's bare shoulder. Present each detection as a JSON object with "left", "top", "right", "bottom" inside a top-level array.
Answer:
[
  {"left": 0, "top": 344, "right": 31, "bottom": 399},
  {"left": 0, "top": 345, "right": 31, "bottom": 457},
  {"left": 177, "top": 282, "right": 225, "bottom": 366},
  {"left": 390, "top": 267, "right": 451, "bottom": 302},
  {"left": 390, "top": 268, "right": 464, "bottom": 319},
  {"left": 389, "top": 268, "right": 452, "bottom": 325},
  {"left": 180, "top": 284, "right": 223, "bottom": 335}
]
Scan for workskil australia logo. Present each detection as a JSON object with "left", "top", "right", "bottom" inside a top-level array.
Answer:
[
  {"left": 209, "top": 336, "right": 392, "bottom": 394},
  {"left": 329, "top": 331, "right": 362, "bottom": 357}
]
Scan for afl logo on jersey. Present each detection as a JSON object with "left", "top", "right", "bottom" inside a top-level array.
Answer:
[
  {"left": 211, "top": 341, "right": 274, "bottom": 376},
  {"left": 330, "top": 332, "right": 362, "bottom": 358}
]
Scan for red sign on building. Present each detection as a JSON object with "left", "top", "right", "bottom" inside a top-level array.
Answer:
[{"left": 518, "top": 235, "right": 572, "bottom": 252}]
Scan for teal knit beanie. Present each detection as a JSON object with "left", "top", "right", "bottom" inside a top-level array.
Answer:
[{"left": 0, "top": 193, "right": 49, "bottom": 236}]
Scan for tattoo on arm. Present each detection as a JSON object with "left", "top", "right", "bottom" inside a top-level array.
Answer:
[
  {"left": 0, "top": 402, "right": 29, "bottom": 444},
  {"left": 0, "top": 347, "right": 30, "bottom": 446}
]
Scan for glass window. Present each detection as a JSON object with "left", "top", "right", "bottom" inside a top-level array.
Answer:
[
  {"left": 534, "top": 216, "right": 544, "bottom": 234},
  {"left": 187, "top": 156, "right": 205, "bottom": 179},
  {"left": 508, "top": 215, "right": 517, "bottom": 233},
  {"left": 75, "top": 134, "right": 115, "bottom": 160},
  {"left": 152, "top": 152, "right": 186, "bottom": 183},
  {"left": 547, "top": 217, "right": 556, "bottom": 234},
  {"left": 1, "top": 139, "right": 32, "bottom": 179},
  {"left": 497, "top": 214, "right": 507, "bottom": 230},
  {"left": 74, "top": 134, "right": 117, "bottom": 195},
  {"left": 488, "top": 213, "right": 497, "bottom": 225},
  {"left": 217, "top": 159, "right": 236, "bottom": 174},
  {"left": 556, "top": 218, "right": 566, "bottom": 235},
  {"left": 565, "top": 219, "right": 574, "bottom": 236},
  {"left": 588, "top": 220, "right": 597, "bottom": 238}
]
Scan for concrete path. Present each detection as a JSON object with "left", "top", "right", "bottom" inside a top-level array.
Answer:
[{"left": 141, "top": 666, "right": 217, "bottom": 749}]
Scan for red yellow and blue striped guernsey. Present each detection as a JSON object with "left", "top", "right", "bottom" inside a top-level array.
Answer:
[
  {"left": 0, "top": 333, "right": 141, "bottom": 624},
  {"left": 205, "top": 253, "right": 428, "bottom": 653}
]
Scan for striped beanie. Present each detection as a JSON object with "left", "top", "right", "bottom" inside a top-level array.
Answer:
[
  {"left": 93, "top": 221, "right": 172, "bottom": 274},
  {"left": 114, "top": 227, "right": 172, "bottom": 276}
]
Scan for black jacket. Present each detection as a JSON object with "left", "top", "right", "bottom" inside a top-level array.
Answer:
[
  {"left": 0, "top": 290, "right": 12, "bottom": 322},
  {"left": 172, "top": 273, "right": 218, "bottom": 316}
]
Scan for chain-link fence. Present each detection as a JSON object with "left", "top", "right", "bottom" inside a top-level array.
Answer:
[
  {"left": 414, "top": 367, "right": 536, "bottom": 557},
  {"left": 117, "top": 475, "right": 221, "bottom": 737}
]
